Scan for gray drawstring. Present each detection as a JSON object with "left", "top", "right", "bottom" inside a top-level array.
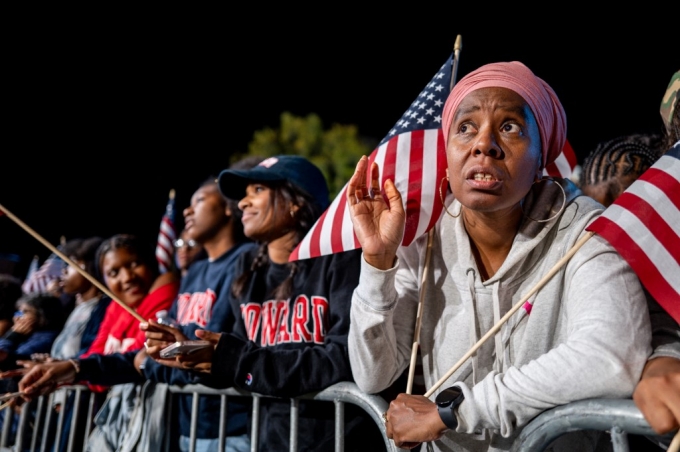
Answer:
[
  {"left": 466, "top": 268, "right": 480, "bottom": 384},
  {"left": 492, "top": 282, "right": 505, "bottom": 372}
]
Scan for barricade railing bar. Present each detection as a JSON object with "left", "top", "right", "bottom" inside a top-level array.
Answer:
[
  {"left": 167, "top": 381, "right": 405, "bottom": 452},
  {"left": 510, "top": 398, "right": 674, "bottom": 452},
  {"left": 2, "top": 385, "right": 675, "bottom": 452},
  {"left": 1, "top": 382, "right": 407, "bottom": 452}
]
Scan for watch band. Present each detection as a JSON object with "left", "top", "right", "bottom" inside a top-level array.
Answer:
[
  {"left": 435, "top": 385, "right": 464, "bottom": 430},
  {"left": 438, "top": 403, "right": 458, "bottom": 430}
]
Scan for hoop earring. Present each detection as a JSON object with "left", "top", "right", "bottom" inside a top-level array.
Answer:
[
  {"left": 439, "top": 176, "right": 461, "bottom": 218},
  {"left": 523, "top": 177, "right": 566, "bottom": 223}
]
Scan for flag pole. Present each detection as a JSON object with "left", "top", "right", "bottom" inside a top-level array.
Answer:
[
  {"left": 669, "top": 432, "right": 680, "bottom": 452},
  {"left": 0, "top": 202, "right": 146, "bottom": 323},
  {"left": 406, "top": 35, "right": 463, "bottom": 395},
  {"left": 424, "top": 231, "right": 594, "bottom": 398}
]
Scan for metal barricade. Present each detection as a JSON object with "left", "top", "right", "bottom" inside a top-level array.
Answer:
[
  {"left": 510, "top": 398, "right": 674, "bottom": 452},
  {"left": 15, "top": 385, "right": 677, "bottom": 451},
  {"left": 167, "top": 381, "right": 407, "bottom": 452},
  {"left": 1, "top": 384, "right": 98, "bottom": 452},
  {"left": 3, "top": 382, "right": 407, "bottom": 452}
]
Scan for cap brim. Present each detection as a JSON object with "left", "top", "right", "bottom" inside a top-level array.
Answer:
[{"left": 217, "top": 167, "right": 286, "bottom": 201}]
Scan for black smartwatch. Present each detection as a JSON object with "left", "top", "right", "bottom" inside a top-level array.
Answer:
[{"left": 435, "top": 385, "right": 464, "bottom": 430}]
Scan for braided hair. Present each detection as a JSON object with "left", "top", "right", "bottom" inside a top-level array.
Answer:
[
  {"left": 232, "top": 179, "right": 324, "bottom": 301},
  {"left": 580, "top": 133, "right": 664, "bottom": 206}
]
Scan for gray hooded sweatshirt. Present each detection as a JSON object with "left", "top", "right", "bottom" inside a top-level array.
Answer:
[{"left": 348, "top": 180, "right": 652, "bottom": 452}]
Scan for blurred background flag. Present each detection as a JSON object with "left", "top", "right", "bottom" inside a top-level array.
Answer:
[
  {"left": 156, "top": 189, "right": 177, "bottom": 274},
  {"left": 22, "top": 252, "right": 65, "bottom": 294},
  {"left": 22, "top": 255, "right": 39, "bottom": 289},
  {"left": 586, "top": 141, "right": 680, "bottom": 322},
  {"left": 290, "top": 53, "right": 577, "bottom": 261}
]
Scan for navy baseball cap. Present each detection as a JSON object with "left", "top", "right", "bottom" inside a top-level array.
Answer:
[{"left": 218, "top": 155, "right": 330, "bottom": 211}]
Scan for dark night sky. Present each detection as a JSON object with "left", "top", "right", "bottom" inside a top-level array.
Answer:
[{"left": 1, "top": 12, "right": 677, "bottom": 277}]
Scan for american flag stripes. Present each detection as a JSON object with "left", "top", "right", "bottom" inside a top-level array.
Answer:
[
  {"left": 290, "top": 55, "right": 577, "bottom": 261},
  {"left": 586, "top": 141, "right": 680, "bottom": 323},
  {"left": 156, "top": 189, "right": 177, "bottom": 274}
]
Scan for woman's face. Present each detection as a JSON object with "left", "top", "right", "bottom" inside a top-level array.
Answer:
[
  {"left": 175, "top": 230, "right": 204, "bottom": 271},
  {"left": 238, "top": 183, "right": 296, "bottom": 241},
  {"left": 14, "top": 303, "right": 38, "bottom": 324},
  {"left": 101, "top": 247, "right": 154, "bottom": 307},
  {"left": 445, "top": 87, "right": 542, "bottom": 215},
  {"left": 182, "top": 183, "right": 228, "bottom": 244},
  {"left": 59, "top": 258, "right": 90, "bottom": 295}
]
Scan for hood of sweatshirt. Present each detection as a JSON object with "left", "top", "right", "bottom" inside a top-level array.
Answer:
[{"left": 437, "top": 177, "right": 584, "bottom": 383}]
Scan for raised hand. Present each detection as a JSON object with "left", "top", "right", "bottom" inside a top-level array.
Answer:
[{"left": 346, "top": 156, "right": 406, "bottom": 270}]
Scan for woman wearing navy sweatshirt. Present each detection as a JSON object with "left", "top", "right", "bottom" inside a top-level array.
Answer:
[{"left": 145, "top": 155, "right": 385, "bottom": 451}]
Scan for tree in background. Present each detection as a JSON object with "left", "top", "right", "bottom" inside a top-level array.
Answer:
[{"left": 231, "top": 112, "right": 376, "bottom": 198}]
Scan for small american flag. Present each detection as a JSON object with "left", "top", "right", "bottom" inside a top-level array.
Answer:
[
  {"left": 156, "top": 189, "right": 177, "bottom": 274},
  {"left": 586, "top": 141, "right": 680, "bottom": 322},
  {"left": 22, "top": 253, "right": 65, "bottom": 294},
  {"left": 290, "top": 54, "right": 577, "bottom": 261}
]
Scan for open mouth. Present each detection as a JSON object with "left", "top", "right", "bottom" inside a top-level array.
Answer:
[{"left": 472, "top": 172, "right": 497, "bottom": 181}]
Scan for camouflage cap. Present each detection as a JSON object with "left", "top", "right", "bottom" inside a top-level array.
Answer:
[{"left": 660, "top": 70, "right": 680, "bottom": 132}]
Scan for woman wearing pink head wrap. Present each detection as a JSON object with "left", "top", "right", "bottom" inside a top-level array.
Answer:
[{"left": 346, "top": 61, "right": 651, "bottom": 451}]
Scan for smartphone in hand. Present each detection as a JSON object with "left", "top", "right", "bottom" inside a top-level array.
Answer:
[{"left": 159, "top": 340, "right": 212, "bottom": 359}]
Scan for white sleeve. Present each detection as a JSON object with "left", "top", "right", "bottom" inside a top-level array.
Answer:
[{"left": 348, "top": 244, "right": 422, "bottom": 394}]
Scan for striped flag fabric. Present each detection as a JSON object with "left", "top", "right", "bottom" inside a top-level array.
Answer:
[
  {"left": 22, "top": 253, "right": 65, "bottom": 294},
  {"left": 290, "top": 55, "right": 577, "bottom": 261},
  {"left": 22, "top": 255, "right": 40, "bottom": 291},
  {"left": 156, "top": 189, "right": 177, "bottom": 274},
  {"left": 586, "top": 141, "right": 680, "bottom": 322}
]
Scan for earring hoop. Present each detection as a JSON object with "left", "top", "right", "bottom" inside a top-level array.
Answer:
[
  {"left": 439, "top": 176, "right": 461, "bottom": 218},
  {"left": 523, "top": 177, "right": 566, "bottom": 223}
]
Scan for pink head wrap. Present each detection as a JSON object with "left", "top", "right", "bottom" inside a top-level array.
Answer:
[{"left": 442, "top": 61, "right": 566, "bottom": 170}]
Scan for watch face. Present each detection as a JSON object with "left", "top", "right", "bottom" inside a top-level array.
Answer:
[{"left": 435, "top": 386, "right": 463, "bottom": 407}]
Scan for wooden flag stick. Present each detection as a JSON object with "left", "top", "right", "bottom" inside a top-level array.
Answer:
[
  {"left": 0, "top": 202, "right": 146, "bottom": 323},
  {"left": 424, "top": 231, "right": 595, "bottom": 398},
  {"left": 406, "top": 34, "right": 464, "bottom": 395},
  {"left": 406, "top": 229, "right": 435, "bottom": 394},
  {"left": 669, "top": 432, "right": 680, "bottom": 452}
]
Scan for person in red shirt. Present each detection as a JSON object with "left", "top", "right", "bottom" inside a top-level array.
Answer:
[{"left": 82, "top": 234, "right": 179, "bottom": 360}]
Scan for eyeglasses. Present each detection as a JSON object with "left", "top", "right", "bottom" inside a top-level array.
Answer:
[{"left": 174, "top": 238, "right": 197, "bottom": 249}]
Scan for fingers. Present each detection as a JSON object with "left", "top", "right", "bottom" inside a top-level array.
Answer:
[
  {"left": 634, "top": 357, "right": 680, "bottom": 434},
  {"left": 142, "top": 320, "right": 184, "bottom": 342},
  {"left": 143, "top": 341, "right": 162, "bottom": 358},
  {"left": 634, "top": 380, "right": 680, "bottom": 433},
  {"left": 194, "top": 329, "right": 221, "bottom": 344},
  {"left": 347, "top": 156, "right": 369, "bottom": 205},
  {"left": 0, "top": 369, "right": 27, "bottom": 379},
  {"left": 386, "top": 394, "right": 446, "bottom": 445},
  {"left": 20, "top": 370, "right": 54, "bottom": 397},
  {"left": 369, "top": 161, "right": 381, "bottom": 197},
  {"left": 383, "top": 178, "right": 405, "bottom": 217},
  {"left": 153, "top": 357, "right": 186, "bottom": 369}
]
